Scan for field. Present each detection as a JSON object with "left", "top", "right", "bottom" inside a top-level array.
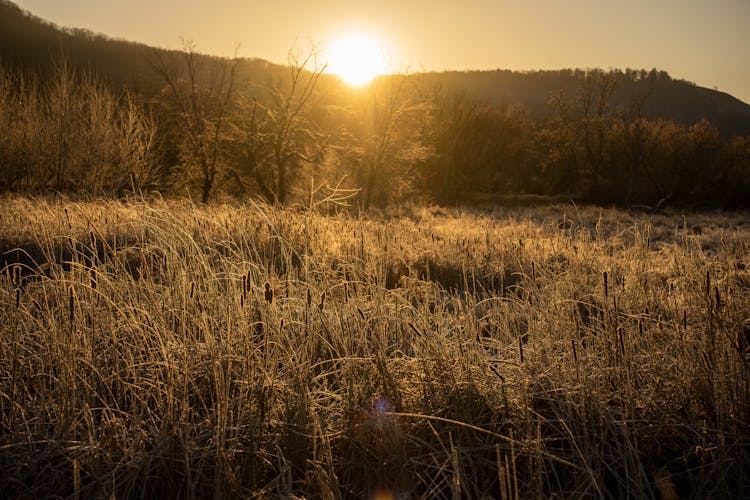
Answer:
[{"left": 1, "top": 195, "right": 749, "bottom": 498}]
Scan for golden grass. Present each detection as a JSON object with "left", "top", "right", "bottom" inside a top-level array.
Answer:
[{"left": 1, "top": 195, "right": 748, "bottom": 498}]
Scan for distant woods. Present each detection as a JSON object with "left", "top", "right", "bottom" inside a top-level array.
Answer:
[{"left": 1, "top": 49, "right": 749, "bottom": 207}]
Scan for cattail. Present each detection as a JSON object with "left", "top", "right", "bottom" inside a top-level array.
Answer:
[
  {"left": 306, "top": 287, "right": 312, "bottom": 308},
  {"left": 68, "top": 286, "right": 75, "bottom": 326},
  {"left": 603, "top": 271, "right": 609, "bottom": 300},
  {"left": 706, "top": 270, "right": 711, "bottom": 297},
  {"left": 264, "top": 282, "right": 274, "bottom": 305},
  {"left": 571, "top": 338, "right": 578, "bottom": 363},
  {"left": 318, "top": 291, "right": 325, "bottom": 311}
]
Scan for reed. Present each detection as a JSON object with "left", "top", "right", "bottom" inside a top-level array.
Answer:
[{"left": 0, "top": 195, "right": 748, "bottom": 498}]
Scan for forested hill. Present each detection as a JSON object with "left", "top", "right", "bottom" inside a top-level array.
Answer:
[
  {"left": 2, "top": 0, "right": 750, "bottom": 136},
  {"left": 0, "top": 0, "right": 155, "bottom": 91},
  {"left": 424, "top": 69, "right": 750, "bottom": 135},
  {"left": 0, "top": 0, "right": 282, "bottom": 95}
]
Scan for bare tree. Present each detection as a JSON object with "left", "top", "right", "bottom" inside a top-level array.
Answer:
[
  {"left": 226, "top": 45, "right": 328, "bottom": 204},
  {"left": 577, "top": 70, "right": 618, "bottom": 196},
  {"left": 349, "top": 74, "right": 431, "bottom": 209},
  {"left": 151, "top": 41, "right": 239, "bottom": 202}
]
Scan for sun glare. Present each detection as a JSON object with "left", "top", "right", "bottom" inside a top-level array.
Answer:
[{"left": 325, "top": 34, "right": 388, "bottom": 87}]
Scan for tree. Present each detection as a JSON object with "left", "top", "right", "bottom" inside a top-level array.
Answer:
[
  {"left": 422, "top": 89, "right": 532, "bottom": 202},
  {"left": 349, "top": 74, "right": 432, "bottom": 209},
  {"left": 151, "top": 41, "right": 238, "bottom": 203},
  {"left": 539, "top": 71, "right": 618, "bottom": 200},
  {"left": 225, "top": 45, "right": 328, "bottom": 204},
  {"left": 574, "top": 70, "right": 618, "bottom": 198}
]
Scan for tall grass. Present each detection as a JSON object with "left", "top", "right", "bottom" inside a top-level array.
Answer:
[{"left": 1, "top": 196, "right": 748, "bottom": 498}]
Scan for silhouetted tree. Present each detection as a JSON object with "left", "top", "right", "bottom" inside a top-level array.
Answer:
[
  {"left": 151, "top": 41, "right": 238, "bottom": 202},
  {"left": 347, "top": 74, "right": 431, "bottom": 208},
  {"left": 224, "top": 45, "right": 328, "bottom": 204}
]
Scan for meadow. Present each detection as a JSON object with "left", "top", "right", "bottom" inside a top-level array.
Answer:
[{"left": 1, "top": 195, "right": 748, "bottom": 498}]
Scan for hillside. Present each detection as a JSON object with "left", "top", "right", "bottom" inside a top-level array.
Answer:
[
  {"left": 423, "top": 69, "right": 750, "bottom": 135},
  {"left": 0, "top": 0, "right": 283, "bottom": 95},
  {"left": 2, "top": 0, "right": 750, "bottom": 135}
]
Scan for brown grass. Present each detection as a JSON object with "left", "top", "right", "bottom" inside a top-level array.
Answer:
[{"left": 1, "top": 195, "right": 749, "bottom": 498}]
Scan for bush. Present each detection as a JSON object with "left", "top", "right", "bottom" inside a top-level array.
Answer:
[{"left": 0, "top": 55, "right": 159, "bottom": 195}]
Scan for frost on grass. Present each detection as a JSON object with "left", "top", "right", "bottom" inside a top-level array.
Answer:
[{"left": 1, "top": 196, "right": 749, "bottom": 498}]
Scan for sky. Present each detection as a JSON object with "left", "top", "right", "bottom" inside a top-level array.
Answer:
[{"left": 12, "top": 0, "right": 750, "bottom": 103}]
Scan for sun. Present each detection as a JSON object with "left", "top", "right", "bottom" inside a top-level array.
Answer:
[{"left": 325, "top": 34, "right": 388, "bottom": 87}]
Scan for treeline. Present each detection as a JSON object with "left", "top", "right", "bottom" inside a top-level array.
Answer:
[{"left": 1, "top": 50, "right": 749, "bottom": 208}]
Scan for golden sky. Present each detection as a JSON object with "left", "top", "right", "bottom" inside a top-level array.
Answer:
[{"left": 13, "top": 0, "right": 750, "bottom": 103}]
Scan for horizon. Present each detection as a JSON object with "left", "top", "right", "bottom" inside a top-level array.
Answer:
[{"left": 9, "top": 0, "right": 750, "bottom": 104}]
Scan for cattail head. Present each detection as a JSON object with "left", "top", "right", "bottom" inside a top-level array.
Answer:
[
  {"left": 264, "top": 281, "right": 274, "bottom": 305},
  {"left": 318, "top": 291, "right": 325, "bottom": 311},
  {"left": 12, "top": 265, "right": 20, "bottom": 287},
  {"left": 603, "top": 271, "right": 609, "bottom": 299},
  {"left": 68, "top": 286, "right": 75, "bottom": 325}
]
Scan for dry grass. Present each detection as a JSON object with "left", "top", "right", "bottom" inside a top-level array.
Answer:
[{"left": 1, "top": 195, "right": 749, "bottom": 498}]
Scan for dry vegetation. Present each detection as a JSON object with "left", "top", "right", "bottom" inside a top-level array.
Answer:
[{"left": 1, "top": 195, "right": 749, "bottom": 498}]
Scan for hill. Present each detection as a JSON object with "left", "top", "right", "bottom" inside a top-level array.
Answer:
[
  {"left": 0, "top": 0, "right": 282, "bottom": 95},
  {"left": 423, "top": 69, "right": 750, "bottom": 135},
  {"left": 2, "top": 0, "right": 750, "bottom": 135}
]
